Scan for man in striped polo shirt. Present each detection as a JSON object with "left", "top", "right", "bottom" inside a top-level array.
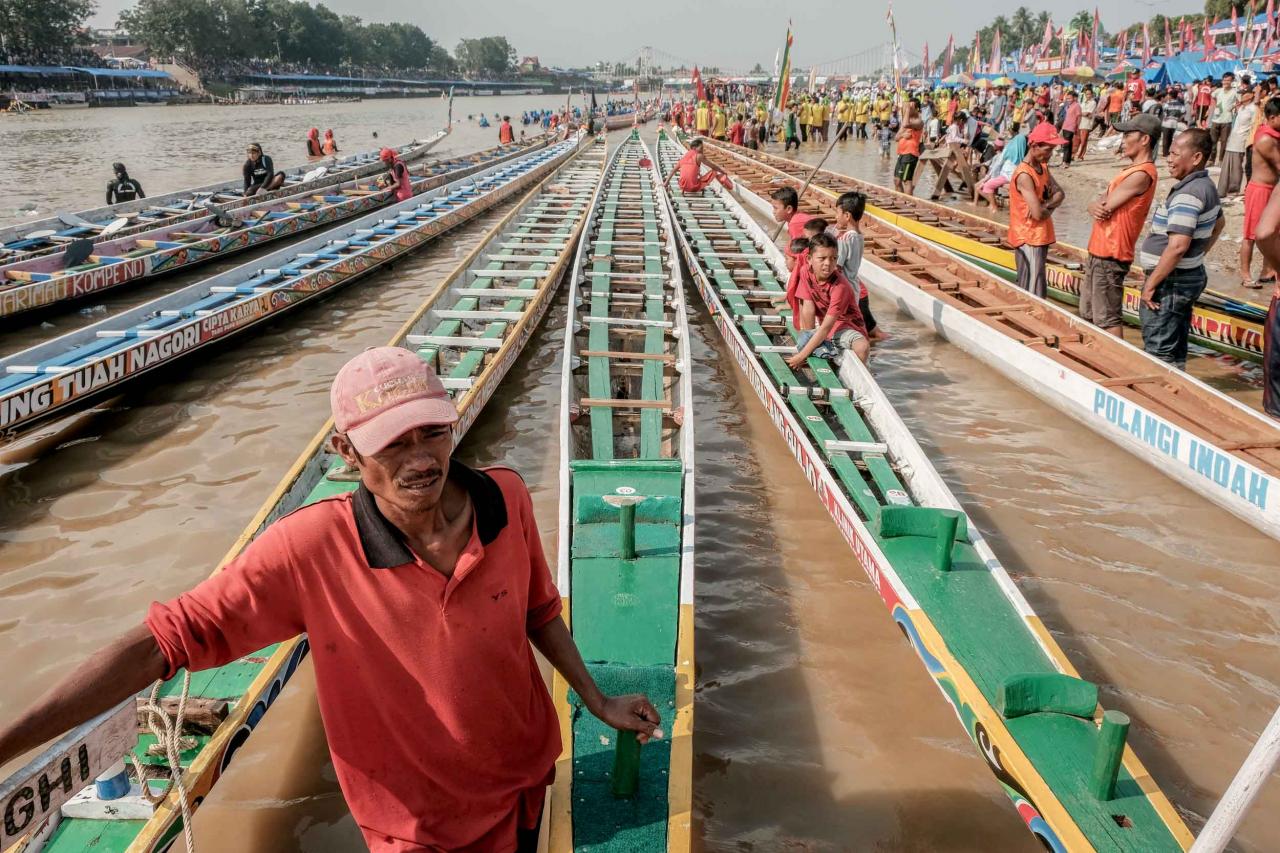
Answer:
[{"left": 1137, "top": 128, "right": 1226, "bottom": 369}]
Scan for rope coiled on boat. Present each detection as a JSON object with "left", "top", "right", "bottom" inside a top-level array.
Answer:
[{"left": 131, "top": 671, "right": 198, "bottom": 853}]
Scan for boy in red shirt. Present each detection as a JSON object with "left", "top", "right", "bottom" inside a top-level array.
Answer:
[{"left": 787, "top": 232, "right": 870, "bottom": 368}]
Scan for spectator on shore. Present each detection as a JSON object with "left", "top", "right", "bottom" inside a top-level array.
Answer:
[{"left": 1137, "top": 128, "right": 1225, "bottom": 369}]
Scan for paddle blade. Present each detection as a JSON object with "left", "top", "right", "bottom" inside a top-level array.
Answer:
[
  {"left": 26, "top": 229, "right": 57, "bottom": 240},
  {"left": 63, "top": 238, "right": 94, "bottom": 268},
  {"left": 303, "top": 167, "right": 327, "bottom": 182},
  {"left": 99, "top": 217, "right": 130, "bottom": 238}
]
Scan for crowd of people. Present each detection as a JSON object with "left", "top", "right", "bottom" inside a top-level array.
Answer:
[{"left": 665, "top": 71, "right": 1280, "bottom": 418}]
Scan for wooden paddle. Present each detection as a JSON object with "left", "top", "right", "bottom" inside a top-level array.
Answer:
[
  {"left": 769, "top": 131, "right": 842, "bottom": 244},
  {"left": 201, "top": 199, "right": 243, "bottom": 229},
  {"left": 63, "top": 238, "right": 94, "bottom": 268}
]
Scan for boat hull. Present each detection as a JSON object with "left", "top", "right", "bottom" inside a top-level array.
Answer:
[
  {"left": 0, "top": 140, "right": 582, "bottom": 443},
  {"left": 0, "top": 139, "right": 548, "bottom": 320}
]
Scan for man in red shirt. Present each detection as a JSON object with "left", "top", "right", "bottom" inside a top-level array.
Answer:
[
  {"left": 661, "top": 137, "right": 727, "bottom": 193},
  {"left": 786, "top": 232, "right": 870, "bottom": 368},
  {"left": 1125, "top": 70, "right": 1146, "bottom": 119},
  {"left": 0, "top": 347, "right": 660, "bottom": 853}
]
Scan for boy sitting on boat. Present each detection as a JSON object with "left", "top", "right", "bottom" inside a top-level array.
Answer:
[{"left": 786, "top": 232, "right": 871, "bottom": 368}]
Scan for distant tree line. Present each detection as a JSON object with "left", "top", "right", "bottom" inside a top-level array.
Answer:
[
  {"left": 0, "top": 0, "right": 97, "bottom": 64},
  {"left": 0, "top": 0, "right": 521, "bottom": 78}
]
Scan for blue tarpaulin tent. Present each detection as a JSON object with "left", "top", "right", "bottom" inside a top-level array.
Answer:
[
  {"left": 1146, "top": 60, "right": 1242, "bottom": 85},
  {"left": 0, "top": 65, "right": 74, "bottom": 75},
  {"left": 66, "top": 67, "right": 172, "bottom": 79}
]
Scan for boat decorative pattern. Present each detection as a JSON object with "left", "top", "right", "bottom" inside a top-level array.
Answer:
[
  {"left": 0, "top": 138, "right": 583, "bottom": 443},
  {"left": 548, "top": 131, "right": 694, "bottom": 853},
  {"left": 0, "top": 139, "right": 548, "bottom": 319},
  {"left": 699, "top": 139, "right": 1269, "bottom": 362},
  {"left": 696, "top": 136, "right": 1280, "bottom": 543},
  {"left": 17, "top": 137, "right": 607, "bottom": 853},
  {"left": 654, "top": 130, "right": 1192, "bottom": 853},
  {"left": 0, "top": 129, "right": 458, "bottom": 265}
]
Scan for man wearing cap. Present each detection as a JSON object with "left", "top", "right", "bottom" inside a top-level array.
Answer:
[
  {"left": 0, "top": 347, "right": 661, "bottom": 853},
  {"left": 1082, "top": 113, "right": 1159, "bottom": 337},
  {"left": 379, "top": 147, "right": 414, "bottom": 202},
  {"left": 1137, "top": 129, "right": 1226, "bottom": 369},
  {"left": 1008, "top": 122, "right": 1067, "bottom": 298}
]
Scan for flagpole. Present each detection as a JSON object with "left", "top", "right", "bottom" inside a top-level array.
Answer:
[{"left": 769, "top": 131, "right": 842, "bottom": 243}]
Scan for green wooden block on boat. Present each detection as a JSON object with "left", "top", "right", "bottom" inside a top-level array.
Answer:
[
  {"left": 998, "top": 672, "right": 1099, "bottom": 720},
  {"left": 571, "top": 556, "right": 679, "bottom": 666},
  {"left": 877, "top": 505, "right": 968, "bottom": 542}
]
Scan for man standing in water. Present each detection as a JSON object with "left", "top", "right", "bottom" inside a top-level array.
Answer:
[
  {"left": 1137, "top": 129, "right": 1225, "bottom": 369},
  {"left": 106, "top": 162, "right": 145, "bottom": 204},
  {"left": 1008, "top": 122, "right": 1067, "bottom": 298},
  {"left": 0, "top": 347, "right": 660, "bottom": 853},
  {"left": 1082, "top": 113, "right": 1159, "bottom": 337}
]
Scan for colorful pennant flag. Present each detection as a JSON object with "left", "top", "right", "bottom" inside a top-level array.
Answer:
[
  {"left": 989, "top": 27, "right": 1002, "bottom": 73},
  {"left": 771, "top": 23, "right": 792, "bottom": 111}
]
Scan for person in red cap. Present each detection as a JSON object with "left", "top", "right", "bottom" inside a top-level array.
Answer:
[
  {"left": 379, "top": 146, "right": 413, "bottom": 202},
  {"left": 306, "top": 126, "right": 323, "bottom": 157},
  {"left": 1008, "top": 122, "right": 1067, "bottom": 298},
  {"left": 0, "top": 347, "right": 661, "bottom": 853}
]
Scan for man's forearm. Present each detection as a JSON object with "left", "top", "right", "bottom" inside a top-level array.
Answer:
[
  {"left": 0, "top": 624, "right": 166, "bottom": 767},
  {"left": 530, "top": 617, "right": 605, "bottom": 712}
]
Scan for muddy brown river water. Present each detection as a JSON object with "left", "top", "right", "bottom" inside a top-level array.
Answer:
[{"left": 0, "top": 105, "right": 1276, "bottom": 851}]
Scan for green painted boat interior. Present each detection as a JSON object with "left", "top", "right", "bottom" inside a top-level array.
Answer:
[
  {"left": 39, "top": 142, "right": 607, "bottom": 853},
  {"left": 565, "top": 134, "right": 685, "bottom": 852},
  {"left": 655, "top": 131, "right": 1183, "bottom": 851}
]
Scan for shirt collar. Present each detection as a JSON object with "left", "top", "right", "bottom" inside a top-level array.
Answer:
[
  {"left": 351, "top": 458, "right": 508, "bottom": 569},
  {"left": 1169, "top": 169, "right": 1209, "bottom": 195}
]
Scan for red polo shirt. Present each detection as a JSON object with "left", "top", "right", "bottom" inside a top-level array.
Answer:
[{"left": 146, "top": 463, "right": 562, "bottom": 852}]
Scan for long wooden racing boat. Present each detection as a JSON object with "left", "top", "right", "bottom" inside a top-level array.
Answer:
[
  {"left": 655, "top": 129, "right": 1193, "bottom": 852},
  {"left": 0, "top": 128, "right": 456, "bottom": 265},
  {"left": 0, "top": 135, "right": 608, "bottom": 853},
  {"left": 602, "top": 106, "right": 656, "bottom": 130},
  {"left": 697, "top": 136, "right": 1280, "bottom": 543},
  {"left": 0, "top": 137, "right": 585, "bottom": 444},
  {"left": 0, "top": 139, "right": 550, "bottom": 321},
  {"left": 548, "top": 131, "right": 694, "bottom": 852},
  {"left": 700, "top": 140, "right": 1270, "bottom": 362}
]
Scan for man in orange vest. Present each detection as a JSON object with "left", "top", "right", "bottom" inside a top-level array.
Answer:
[
  {"left": 1082, "top": 113, "right": 1159, "bottom": 337},
  {"left": 1009, "top": 122, "right": 1067, "bottom": 298},
  {"left": 893, "top": 99, "right": 925, "bottom": 196}
]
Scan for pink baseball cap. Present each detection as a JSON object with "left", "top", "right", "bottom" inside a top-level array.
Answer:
[
  {"left": 331, "top": 346, "right": 458, "bottom": 455},
  {"left": 1027, "top": 122, "right": 1068, "bottom": 147}
]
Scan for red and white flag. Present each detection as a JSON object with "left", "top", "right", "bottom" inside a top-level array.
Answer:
[
  {"left": 943, "top": 34, "right": 955, "bottom": 76},
  {"left": 923, "top": 41, "right": 930, "bottom": 76},
  {"left": 1268, "top": 0, "right": 1276, "bottom": 53},
  {"left": 1204, "top": 18, "right": 1214, "bottom": 61},
  {"left": 1142, "top": 22, "right": 1151, "bottom": 65},
  {"left": 1234, "top": 7, "right": 1244, "bottom": 51},
  {"left": 988, "top": 27, "right": 1002, "bottom": 73},
  {"left": 972, "top": 31, "right": 981, "bottom": 73},
  {"left": 1116, "top": 28, "right": 1127, "bottom": 63},
  {"left": 1040, "top": 17, "right": 1055, "bottom": 55},
  {"left": 1164, "top": 18, "right": 1174, "bottom": 57}
]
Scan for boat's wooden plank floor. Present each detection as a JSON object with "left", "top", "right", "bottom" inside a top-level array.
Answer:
[
  {"left": 699, "top": 142, "right": 1280, "bottom": 478},
  {"left": 559, "top": 134, "right": 685, "bottom": 853}
]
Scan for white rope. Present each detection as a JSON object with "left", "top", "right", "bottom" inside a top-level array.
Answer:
[{"left": 130, "top": 672, "right": 198, "bottom": 853}]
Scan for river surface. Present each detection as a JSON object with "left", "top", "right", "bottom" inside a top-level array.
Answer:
[{"left": 0, "top": 104, "right": 1277, "bottom": 852}]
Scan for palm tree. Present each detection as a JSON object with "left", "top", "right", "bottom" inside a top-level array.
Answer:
[
  {"left": 1011, "top": 6, "right": 1033, "bottom": 50},
  {"left": 1069, "top": 10, "right": 1093, "bottom": 36}
]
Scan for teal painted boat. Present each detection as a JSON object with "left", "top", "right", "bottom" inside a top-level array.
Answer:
[{"left": 547, "top": 131, "right": 696, "bottom": 853}]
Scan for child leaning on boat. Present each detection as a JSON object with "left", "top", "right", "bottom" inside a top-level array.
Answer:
[{"left": 786, "top": 230, "right": 871, "bottom": 368}]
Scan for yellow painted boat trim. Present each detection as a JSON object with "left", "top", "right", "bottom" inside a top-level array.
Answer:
[
  {"left": 548, "top": 600, "right": 575, "bottom": 853},
  {"left": 666, "top": 603, "right": 695, "bottom": 853}
]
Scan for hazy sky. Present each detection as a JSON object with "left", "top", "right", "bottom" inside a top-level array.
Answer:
[{"left": 91, "top": 0, "right": 1207, "bottom": 70}]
